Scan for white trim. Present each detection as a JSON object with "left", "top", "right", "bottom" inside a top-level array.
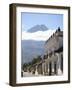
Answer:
[{"left": 16, "top": 7, "right": 68, "bottom": 83}]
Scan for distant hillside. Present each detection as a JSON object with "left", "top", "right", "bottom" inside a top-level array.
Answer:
[
  {"left": 27, "top": 24, "right": 48, "bottom": 33},
  {"left": 21, "top": 40, "right": 45, "bottom": 64}
]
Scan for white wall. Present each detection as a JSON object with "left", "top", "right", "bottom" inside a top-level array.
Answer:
[{"left": 0, "top": 0, "right": 72, "bottom": 90}]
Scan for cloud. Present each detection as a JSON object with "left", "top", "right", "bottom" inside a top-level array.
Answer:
[{"left": 22, "top": 29, "right": 56, "bottom": 41}]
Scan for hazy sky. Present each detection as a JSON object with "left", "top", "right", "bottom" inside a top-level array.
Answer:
[{"left": 21, "top": 12, "right": 63, "bottom": 31}]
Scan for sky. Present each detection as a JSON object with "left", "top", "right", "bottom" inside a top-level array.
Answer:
[{"left": 21, "top": 12, "right": 63, "bottom": 31}]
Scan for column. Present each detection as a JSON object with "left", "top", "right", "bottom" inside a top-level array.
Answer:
[
  {"left": 35, "top": 65, "right": 38, "bottom": 75},
  {"left": 47, "top": 55, "right": 50, "bottom": 75},
  {"left": 45, "top": 62, "right": 47, "bottom": 75},
  {"left": 51, "top": 61, "right": 54, "bottom": 75},
  {"left": 47, "top": 62, "right": 49, "bottom": 75},
  {"left": 42, "top": 63, "right": 44, "bottom": 75},
  {"left": 56, "top": 53, "right": 62, "bottom": 75}
]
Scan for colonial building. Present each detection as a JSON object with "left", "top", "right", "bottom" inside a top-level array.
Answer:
[
  {"left": 43, "top": 27, "right": 63, "bottom": 75},
  {"left": 24, "top": 27, "right": 63, "bottom": 76}
]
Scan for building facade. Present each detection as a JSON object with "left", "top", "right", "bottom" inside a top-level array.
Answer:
[{"left": 24, "top": 28, "right": 63, "bottom": 76}]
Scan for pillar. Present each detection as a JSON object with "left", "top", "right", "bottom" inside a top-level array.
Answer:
[
  {"left": 45, "top": 62, "right": 47, "bottom": 74},
  {"left": 35, "top": 65, "right": 38, "bottom": 75},
  {"left": 47, "top": 62, "right": 49, "bottom": 75},
  {"left": 42, "top": 63, "right": 45, "bottom": 75},
  {"left": 51, "top": 61, "right": 54, "bottom": 75},
  {"left": 56, "top": 53, "right": 62, "bottom": 75}
]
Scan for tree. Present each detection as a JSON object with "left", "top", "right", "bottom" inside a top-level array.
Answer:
[
  {"left": 22, "top": 55, "right": 42, "bottom": 72},
  {"left": 31, "top": 55, "right": 42, "bottom": 65}
]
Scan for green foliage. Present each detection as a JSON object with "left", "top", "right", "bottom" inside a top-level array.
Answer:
[
  {"left": 22, "top": 55, "right": 42, "bottom": 71},
  {"left": 32, "top": 55, "right": 42, "bottom": 65}
]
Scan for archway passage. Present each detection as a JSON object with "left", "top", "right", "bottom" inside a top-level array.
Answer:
[
  {"left": 49, "top": 62, "right": 52, "bottom": 75},
  {"left": 61, "top": 54, "right": 63, "bottom": 72},
  {"left": 54, "top": 61, "right": 57, "bottom": 75}
]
